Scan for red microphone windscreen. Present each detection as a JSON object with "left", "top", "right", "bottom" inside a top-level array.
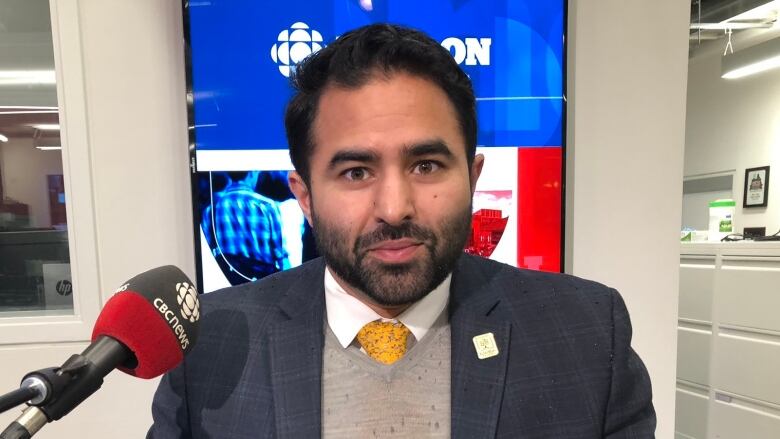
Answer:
[
  {"left": 92, "top": 291, "right": 184, "bottom": 378},
  {"left": 91, "top": 266, "right": 200, "bottom": 379}
]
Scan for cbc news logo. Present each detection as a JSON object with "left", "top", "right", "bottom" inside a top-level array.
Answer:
[
  {"left": 176, "top": 282, "right": 200, "bottom": 323},
  {"left": 269, "top": 22, "right": 492, "bottom": 78},
  {"left": 270, "top": 22, "right": 323, "bottom": 78}
]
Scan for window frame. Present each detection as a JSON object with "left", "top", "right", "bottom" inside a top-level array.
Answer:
[{"left": 0, "top": 0, "right": 101, "bottom": 344}]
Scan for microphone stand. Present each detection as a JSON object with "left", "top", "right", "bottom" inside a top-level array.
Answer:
[
  {"left": 0, "top": 408, "right": 47, "bottom": 439},
  {"left": 0, "top": 366, "right": 67, "bottom": 417},
  {"left": 0, "top": 336, "right": 130, "bottom": 438},
  {"left": 0, "top": 389, "right": 39, "bottom": 415}
]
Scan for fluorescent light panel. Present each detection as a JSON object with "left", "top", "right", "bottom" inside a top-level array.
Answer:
[
  {"left": 722, "top": 37, "right": 780, "bottom": 79},
  {"left": 0, "top": 134, "right": 8, "bottom": 142},
  {"left": 36, "top": 146, "right": 61, "bottom": 151},
  {"left": 693, "top": 1, "right": 780, "bottom": 30},
  {"left": 31, "top": 124, "right": 60, "bottom": 131},
  {"left": 0, "top": 106, "right": 58, "bottom": 110},
  {"left": 723, "top": 54, "right": 780, "bottom": 78},
  {"left": 691, "top": 22, "right": 772, "bottom": 30},
  {"left": 0, "top": 70, "right": 56, "bottom": 86},
  {"left": 726, "top": 0, "right": 780, "bottom": 22},
  {"left": 0, "top": 110, "right": 58, "bottom": 115}
]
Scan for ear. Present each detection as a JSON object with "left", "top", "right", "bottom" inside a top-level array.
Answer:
[
  {"left": 469, "top": 153, "right": 485, "bottom": 195},
  {"left": 288, "top": 171, "right": 313, "bottom": 226}
]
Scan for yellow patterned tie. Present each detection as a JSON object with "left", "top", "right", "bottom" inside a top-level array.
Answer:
[{"left": 356, "top": 321, "right": 411, "bottom": 365}]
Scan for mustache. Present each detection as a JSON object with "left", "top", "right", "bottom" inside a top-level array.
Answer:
[{"left": 355, "top": 222, "right": 437, "bottom": 251}]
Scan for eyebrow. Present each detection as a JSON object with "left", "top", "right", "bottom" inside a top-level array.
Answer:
[
  {"left": 326, "top": 139, "right": 455, "bottom": 171},
  {"left": 403, "top": 140, "right": 455, "bottom": 160},
  {"left": 327, "top": 149, "right": 380, "bottom": 170}
]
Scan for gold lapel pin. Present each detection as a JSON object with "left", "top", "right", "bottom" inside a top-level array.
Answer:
[{"left": 472, "top": 332, "right": 499, "bottom": 359}]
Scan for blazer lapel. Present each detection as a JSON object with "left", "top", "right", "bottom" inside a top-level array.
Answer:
[
  {"left": 450, "top": 256, "right": 512, "bottom": 439},
  {"left": 268, "top": 260, "right": 326, "bottom": 439}
]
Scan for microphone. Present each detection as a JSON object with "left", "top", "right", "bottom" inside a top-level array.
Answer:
[{"left": 0, "top": 265, "right": 200, "bottom": 439}]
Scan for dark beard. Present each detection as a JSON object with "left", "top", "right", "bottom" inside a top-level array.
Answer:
[{"left": 312, "top": 205, "right": 472, "bottom": 307}]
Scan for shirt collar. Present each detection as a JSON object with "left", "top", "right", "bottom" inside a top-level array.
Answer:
[{"left": 324, "top": 266, "right": 451, "bottom": 348}]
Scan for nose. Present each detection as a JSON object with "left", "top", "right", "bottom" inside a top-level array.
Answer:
[{"left": 373, "top": 171, "right": 415, "bottom": 225}]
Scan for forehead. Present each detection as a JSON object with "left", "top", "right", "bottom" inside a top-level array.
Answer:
[{"left": 310, "top": 72, "right": 464, "bottom": 162}]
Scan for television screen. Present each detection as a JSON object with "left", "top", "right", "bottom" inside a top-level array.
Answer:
[{"left": 185, "top": 0, "right": 566, "bottom": 292}]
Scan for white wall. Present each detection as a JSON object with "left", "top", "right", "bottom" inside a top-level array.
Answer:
[
  {"left": 76, "top": 0, "right": 194, "bottom": 296},
  {"left": 566, "top": 1, "right": 690, "bottom": 437},
  {"left": 685, "top": 28, "right": 780, "bottom": 234},
  {"left": 0, "top": 0, "right": 192, "bottom": 437}
]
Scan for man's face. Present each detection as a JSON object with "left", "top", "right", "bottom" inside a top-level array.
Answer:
[{"left": 289, "top": 72, "right": 483, "bottom": 308}]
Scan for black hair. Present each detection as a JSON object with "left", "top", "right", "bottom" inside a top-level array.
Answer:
[{"left": 284, "top": 23, "right": 477, "bottom": 185}]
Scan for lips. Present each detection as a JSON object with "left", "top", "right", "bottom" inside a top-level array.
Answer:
[{"left": 366, "top": 239, "right": 423, "bottom": 264}]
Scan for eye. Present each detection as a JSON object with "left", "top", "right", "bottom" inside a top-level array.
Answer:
[
  {"left": 412, "top": 160, "right": 441, "bottom": 175},
  {"left": 342, "top": 167, "right": 371, "bottom": 181}
]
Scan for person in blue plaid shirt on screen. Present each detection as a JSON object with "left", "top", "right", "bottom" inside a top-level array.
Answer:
[{"left": 202, "top": 171, "right": 290, "bottom": 284}]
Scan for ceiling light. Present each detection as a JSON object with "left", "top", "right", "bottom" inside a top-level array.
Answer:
[
  {"left": 722, "top": 37, "right": 780, "bottom": 79},
  {"left": 690, "top": 22, "right": 773, "bottom": 30},
  {"left": 31, "top": 124, "right": 60, "bottom": 131},
  {"left": 36, "top": 146, "right": 62, "bottom": 151},
  {"left": 0, "top": 110, "right": 58, "bottom": 115},
  {"left": 0, "top": 134, "right": 8, "bottom": 142},
  {"left": 0, "top": 70, "right": 56, "bottom": 86},
  {"left": 726, "top": 0, "right": 780, "bottom": 22},
  {"left": 0, "top": 106, "right": 58, "bottom": 110},
  {"left": 691, "top": 1, "right": 779, "bottom": 31}
]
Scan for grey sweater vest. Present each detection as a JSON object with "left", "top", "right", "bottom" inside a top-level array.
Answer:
[{"left": 322, "top": 320, "right": 452, "bottom": 438}]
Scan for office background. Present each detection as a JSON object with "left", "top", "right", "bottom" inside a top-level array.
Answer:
[{"left": 0, "top": 0, "right": 688, "bottom": 437}]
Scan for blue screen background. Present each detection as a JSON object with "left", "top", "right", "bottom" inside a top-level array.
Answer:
[{"left": 187, "top": 0, "right": 564, "bottom": 151}]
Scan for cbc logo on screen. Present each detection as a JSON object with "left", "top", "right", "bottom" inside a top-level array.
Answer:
[
  {"left": 270, "top": 22, "right": 324, "bottom": 78},
  {"left": 269, "top": 22, "right": 492, "bottom": 78},
  {"left": 176, "top": 282, "right": 200, "bottom": 323}
]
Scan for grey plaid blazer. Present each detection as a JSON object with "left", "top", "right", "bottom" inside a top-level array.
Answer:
[{"left": 147, "top": 255, "right": 655, "bottom": 438}]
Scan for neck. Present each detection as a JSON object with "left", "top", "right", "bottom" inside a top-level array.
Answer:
[
  {"left": 361, "top": 301, "right": 410, "bottom": 319},
  {"left": 328, "top": 269, "right": 411, "bottom": 319}
]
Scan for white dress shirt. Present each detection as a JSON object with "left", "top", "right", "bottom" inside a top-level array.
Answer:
[{"left": 324, "top": 266, "right": 451, "bottom": 349}]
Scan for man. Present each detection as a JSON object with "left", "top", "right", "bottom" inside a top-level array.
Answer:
[
  {"left": 149, "top": 24, "right": 655, "bottom": 438},
  {"left": 201, "top": 171, "right": 290, "bottom": 284}
]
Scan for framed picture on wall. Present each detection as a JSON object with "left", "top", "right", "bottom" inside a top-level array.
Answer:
[{"left": 743, "top": 166, "right": 770, "bottom": 208}]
